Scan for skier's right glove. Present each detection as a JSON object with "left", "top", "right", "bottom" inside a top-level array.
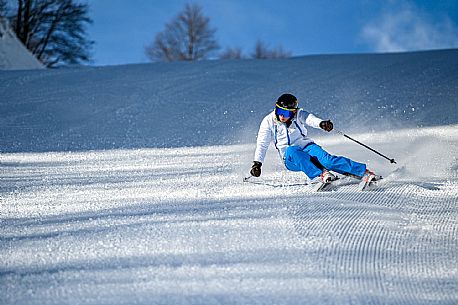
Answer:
[
  {"left": 250, "top": 161, "right": 262, "bottom": 177},
  {"left": 320, "top": 120, "right": 333, "bottom": 132}
]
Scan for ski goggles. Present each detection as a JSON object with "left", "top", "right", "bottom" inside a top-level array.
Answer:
[{"left": 275, "top": 104, "right": 296, "bottom": 118}]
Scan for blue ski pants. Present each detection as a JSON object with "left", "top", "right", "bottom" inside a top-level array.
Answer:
[{"left": 284, "top": 143, "right": 366, "bottom": 179}]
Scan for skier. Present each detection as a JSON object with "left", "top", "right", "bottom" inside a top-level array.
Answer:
[{"left": 250, "top": 93, "right": 378, "bottom": 188}]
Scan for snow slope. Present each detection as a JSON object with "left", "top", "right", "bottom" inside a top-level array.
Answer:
[
  {"left": 1, "top": 49, "right": 457, "bottom": 152},
  {"left": 1, "top": 127, "right": 457, "bottom": 305},
  {"left": 1, "top": 49, "right": 457, "bottom": 304}
]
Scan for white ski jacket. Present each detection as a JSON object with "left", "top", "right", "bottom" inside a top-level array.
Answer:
[{"left": 254, "top": 109, "right": 323, "bottom": 163}]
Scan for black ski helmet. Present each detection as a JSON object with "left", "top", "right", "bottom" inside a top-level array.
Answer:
[{"left": 276, "top": 93, "right": 298, "bottom": 109}]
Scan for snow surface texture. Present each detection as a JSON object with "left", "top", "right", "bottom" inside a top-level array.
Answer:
[
  {"left": 0, "top": 18, "right": 44, "bottom": 71},
  {"left": 1, "top": 49, "right": 457, "bottom": 152},
  {"left": 1, "top": 128, "right": 457, "bottom": 305},
  {"left": 1, "top": 49, "right": 458, "bottom": 304}
]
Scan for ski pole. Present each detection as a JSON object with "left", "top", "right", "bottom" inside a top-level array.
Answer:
[
  {"left": 243, "top": 176, "right": 252, "bottom": 182},
  {"left": 335, "top": 129, "right": 396, "bottom": 164}
]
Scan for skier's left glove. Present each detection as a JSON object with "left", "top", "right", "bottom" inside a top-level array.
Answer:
[
  {"left": 250, "top": 161, "right": 262, "bottom": 177},
  {"left": 320, "top": 120, "right": 333, "bottom": 132}
]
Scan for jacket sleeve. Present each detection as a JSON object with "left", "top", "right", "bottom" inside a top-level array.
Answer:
[
  {"left": 253, "top": 115, "right": 273, "bottom": 163},
  {"left": 299, "top": 109, "right": 323, "bottom": 129}
]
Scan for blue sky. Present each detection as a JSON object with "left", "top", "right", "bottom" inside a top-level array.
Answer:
[{"left": 86, "top": 0, "right": 458, "bottom": 66}]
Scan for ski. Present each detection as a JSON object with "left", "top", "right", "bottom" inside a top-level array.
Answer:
[
  {"left": 244, "top": 173, "right": 385, "bottom": 192},
  {"left": 243, "top": 176, "right": 320, "bottom": 187}
]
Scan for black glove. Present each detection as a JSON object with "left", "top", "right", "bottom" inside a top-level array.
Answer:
[
  {"left": 250, "top": 161, "right": 262, "bottom": 177},
  {"left": 320, "top": 120, "right": 333, "bottom": 132}
]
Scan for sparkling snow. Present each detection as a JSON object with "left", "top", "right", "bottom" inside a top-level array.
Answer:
[{"left": 1, "top": 50, "right": 458, "bottom": 304}]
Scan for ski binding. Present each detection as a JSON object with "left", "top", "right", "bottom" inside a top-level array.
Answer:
[
  {"left": 314, "top": 176, "right": 340, "bottom": 192},
  {"left": 359, "top": 175, "right": 383, "bottom": 191}
]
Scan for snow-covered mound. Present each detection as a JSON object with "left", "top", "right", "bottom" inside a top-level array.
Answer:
[
  {"left": 0, "top": 49, "right": 457, "bottom": 152},
  {"left": 0, "top": 18, "right": 44, "bottom": 71}
]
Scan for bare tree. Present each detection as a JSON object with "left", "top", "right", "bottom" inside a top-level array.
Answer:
[
  {"left": 9, "top": 0, "right": 93, "bottom": 67},
  {"left": 145, "top": 3, "right": 219, "bottom": 62},
  {"left": 252, "top": 40, "right": 291, "bottom": 59},
  {"left": 219, "top": 47, "right": 244, "bottom": 60}
]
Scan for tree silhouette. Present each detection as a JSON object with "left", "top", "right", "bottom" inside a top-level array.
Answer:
[
  {"left": 219, "top": 47, "right": 244, "bottom": 60},
  {"left": 8, "top": 0, "right": 93, "bottom": 67},
  {"left": 252, "top": 40, "right": 291, "bottom": 59},
  {"left": 145, "top": 3, "right": 219, "bottom": 62}
]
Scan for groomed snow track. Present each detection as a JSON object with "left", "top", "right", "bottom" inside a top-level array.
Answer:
[
  {"left": 290, "top": 180, "right": 457, "bottom": 304},
  {"left": 1, "top": 127, "right": 457, "bottom": 304}
]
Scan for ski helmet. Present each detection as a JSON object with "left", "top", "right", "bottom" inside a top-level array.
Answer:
[
  {"left": 275, "top": 93, "right": 298, "bottom": 119},
  {"left": 276, "top": 93, "right": 298, "bottom": 110}
]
